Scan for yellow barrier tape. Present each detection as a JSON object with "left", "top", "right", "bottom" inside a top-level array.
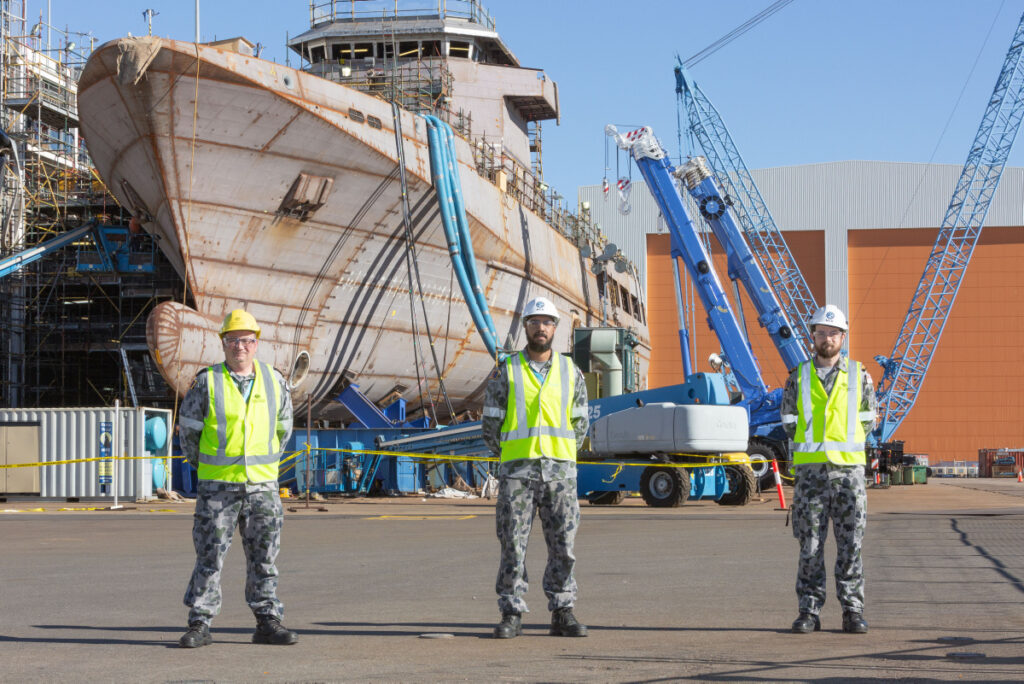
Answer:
[
  {"left": 0, "top": 450, "right": 306, "bottom": 470},
  {"left": 299, "top": 445, "right": 754, "bottom": 470},
  {"left": 0, "top": 444, "right": 753, "bottom": 473}
]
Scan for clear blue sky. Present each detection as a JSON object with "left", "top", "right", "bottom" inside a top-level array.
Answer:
[{"left": 42, "top": 0, "right": 1024, "bottom": 201}]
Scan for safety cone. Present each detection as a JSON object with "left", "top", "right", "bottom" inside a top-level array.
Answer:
[
  {"left": 772, "top": 459, "right": 787, "bottom": 509},
  {"left": 1017, "top": 470, "right": 1022, "bottom": 483}
]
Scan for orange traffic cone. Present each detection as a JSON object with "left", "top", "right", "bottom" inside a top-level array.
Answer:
[{"left": 1017, "top": 470, "right": 1022, "bottom": 483}]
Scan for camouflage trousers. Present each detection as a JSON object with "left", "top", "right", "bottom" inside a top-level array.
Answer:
[
  {"left": 495, "top": 476, "right": 580, "bottom": 614},
  {"left": 184, "top": 481, "right": 284, "bottom": 625},
  {"left": 792, "top": 463, "right": 867, "bottom": 615}
]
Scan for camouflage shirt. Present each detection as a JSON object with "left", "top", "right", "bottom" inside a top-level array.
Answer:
[
  {"left": 780, "top": 355, "right": 877, "bottom": 440},
  {"left": 177, "top": 363, "right": 293, "bottom": 471},
  {"left": 482, "top": 351, "right": 589, "bottom": 482}
]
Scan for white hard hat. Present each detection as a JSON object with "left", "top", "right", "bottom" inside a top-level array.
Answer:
[
  {"left": 522, "top": 296, "right": 560, "bottom": 322},
  {"left": 809, "top": 304, "right": 848, "bottom": 332}
]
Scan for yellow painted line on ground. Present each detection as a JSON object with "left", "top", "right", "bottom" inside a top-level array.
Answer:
[
  {"left": 2, "top": 508, "right": 46, "bottom": 513},
  {"left": 366, "top": 514, "right": 478, "bottom": 520}
]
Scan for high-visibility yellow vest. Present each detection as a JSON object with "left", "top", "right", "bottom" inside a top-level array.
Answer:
[
  {"left": 498, "top": 352, "right": 579, "bottom": 463},
  {"left": 197, "top": 361, "right": 283, "bottom": 483},
  {"left": 790, "top": 360, "right": 872, "bottom": 466}
]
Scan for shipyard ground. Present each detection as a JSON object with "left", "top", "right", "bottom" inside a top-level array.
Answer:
[{"left": 2, "top": 479, "right": 1024, "bottom": 682}]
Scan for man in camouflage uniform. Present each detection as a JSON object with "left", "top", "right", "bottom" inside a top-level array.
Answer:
[
  {"left": 482, "top": 296, "right": 589, "bottom": 639},
  {"left": 781, "top": 304, "right": 876, "bottom": 634},
  {"left": 175, "top": 309, "right": 297, "bottom": 648}
]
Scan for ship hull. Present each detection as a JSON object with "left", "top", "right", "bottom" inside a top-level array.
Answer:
[{"left": 77, "top": 38, "right": 648, "bottom": 417}]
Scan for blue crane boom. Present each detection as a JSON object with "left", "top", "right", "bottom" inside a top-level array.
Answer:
[
  {"left": 677, "top": 156, "right": 810, "bottom": 373},
  {"left": 674, "top": 63, "right": 819, "bottom": 351},
  {"left": 609, "top": 125, "right": 800, "bottom": 445},
  {"left": 0, "top": 221, "right": 95, "bottom": 279},
  {"left": 611, "top": 127, "right": 768, "bottom": 405},
  {"left": 874, "top": 11, "right": 1024, "bottom": 443}
]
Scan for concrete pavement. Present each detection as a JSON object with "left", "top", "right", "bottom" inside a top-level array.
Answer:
[{"left": 2, "top": 479, "right": 1024, "bottom": 682}]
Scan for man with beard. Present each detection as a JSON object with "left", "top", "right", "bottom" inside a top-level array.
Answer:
[
  {"left": 781, "top": 304, "right": 876, "bottom": 635},
  {"left": 482, "top": 296, "right": 589, "bottom": 639}
]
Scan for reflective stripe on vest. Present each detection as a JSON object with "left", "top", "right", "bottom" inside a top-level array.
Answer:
[
  {"left": 791, "top": 360, "right": 867, "bottom": 466},
  {"left": 197, "top": 361, "right": 282, "bottom": 483},
  {"left": 499, "top": 352, "right": 576, "bottom": 462}
]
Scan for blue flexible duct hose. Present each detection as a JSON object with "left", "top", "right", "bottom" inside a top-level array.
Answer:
[
  {"left": 435, "top": 121, "right": 498, "bottom": 344},
  {"left": 422, "top": 115, "right": 498, "bottom": 357}
]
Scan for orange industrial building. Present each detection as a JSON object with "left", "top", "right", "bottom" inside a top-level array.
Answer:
[{"left": 581, "top": 161, "right": 1024, "bottom": 466}]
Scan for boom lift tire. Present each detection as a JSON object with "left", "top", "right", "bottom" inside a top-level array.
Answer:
[
  {"left": 748, "top": 438, "right": 791, "bottom": 489},
  {"left": 716, "top": 464, "right": 756, "bottom": 506},
  {"left": 587, "top": 491, "right": 626, "bottom": 506},
  {"left": 639, "top": 466, "right": 689, "bottom": 507}
]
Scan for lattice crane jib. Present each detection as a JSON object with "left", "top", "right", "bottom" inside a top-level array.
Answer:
[
  {"left": 674, "top": 63, "right": 819, "bottom": 351},
  {"left": 875, "top": 12, "right": 1024, "bottom": 443}
]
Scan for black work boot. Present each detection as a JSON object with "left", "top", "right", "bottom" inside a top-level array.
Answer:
[
  {"left": 178, "top": 621, "right": 212, "bottom": 648},
  {"left": 493, "top": 613, "right": 522, "bottom": 639},
  {"left": 550, "top": 607, "right": 588, "bottom": 637},
  {"left": 842, "top": 611, "right": 868, "bottom": 634},
  {"left": 791, "top": 613, "right": 821, "bottom": 634},
  {"left": 252, "top": 616, "right": 299, "bottom": 645}
]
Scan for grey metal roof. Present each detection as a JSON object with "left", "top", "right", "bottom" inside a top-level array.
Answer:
[
  {"left": 578, "top": 160, "right": 1024, "bottom": 299},
  {"left": 750, "top": 161, "right": 1024, "bottom": 231}
]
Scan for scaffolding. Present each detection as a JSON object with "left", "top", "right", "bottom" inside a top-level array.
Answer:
[{"left": 0, "top": 0, "right": 184, "bottom": 409}]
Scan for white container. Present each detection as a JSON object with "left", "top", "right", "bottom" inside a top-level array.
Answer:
[
  {"left": 589, "top": 403, "right": 749, "bottom": 455},
  {"left": 0, "top": 407, "right": 173, "bottom": 498}
]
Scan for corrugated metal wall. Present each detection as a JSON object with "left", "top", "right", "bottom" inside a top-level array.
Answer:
[
  {"left": 581, "top": 162, "right": 1024, "bottom": 302},
  {"left": 0, "top": 407, "right": 173, "bottom": 498},
  {"left": 750, "top": 162, "right": 1024, "bottom": 231},
  {"left": 588, "top": 160, "right": 1024, "bottom": 465}
]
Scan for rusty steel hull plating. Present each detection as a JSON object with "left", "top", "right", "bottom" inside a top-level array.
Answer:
[{"left": 77, "top": 37, "right": 649, "bottom": 417}]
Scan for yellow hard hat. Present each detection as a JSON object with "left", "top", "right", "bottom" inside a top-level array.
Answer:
[{"left": 220, "top": 309, "right": 261, "bottom": 338}]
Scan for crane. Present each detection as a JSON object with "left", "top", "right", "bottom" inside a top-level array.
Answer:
[
  {"left": 675, "top": 63, "right": 819, "bottom": 351},
  {"left": 610, "top": 125, "right": 807, "bottom": 488},
  {"left": 874, "top": 11, "right": 1024, "bottom": 443}
]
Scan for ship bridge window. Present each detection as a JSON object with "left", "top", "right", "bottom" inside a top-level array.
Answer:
[
  {"left": 631, "top": 294, "right": 641, "bottom": 321},
  {"left": 449, "top": 41, "right": 472, "bottom": 59},
  {"left": 620, "top": 285, "right": 631, "bottom": 315},
  {"left": 399, "top": 41, "right": 419, "bottom": 58},
  {"left": 331, "top": 43, "right": 351, "bottom": 61},
  {"left": 422, "top": 40, "right": 442, "bottom": 58},
  {"left": 309, "top": 45, "right": 325, "bottom": 63}
]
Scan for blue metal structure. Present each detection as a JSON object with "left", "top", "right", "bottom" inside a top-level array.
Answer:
[
  {"left": 675, "top": 64, "right": 818, "bottom": 350},
  {"left": 875, "top": 11, "right": 1024, "bottom": 443},
  {"left": 0, "top": 221, "right": 95, "bottom": 278},
  {"left": 76, "top": 225, "right": 157, "bottom": 274},
  {"left": 679, "top": 156, "right": 810, "bottom": 373},
  {"left": 609, "top": 125, "right": 786, "bottom": 440}
]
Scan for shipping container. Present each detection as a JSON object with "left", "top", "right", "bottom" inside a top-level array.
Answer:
[
  {"left": 0, "top": 407, "right": 173, "bottom": 498},
  {"left": 977, "top": 448, "right": 1024, "bottom": 478}
]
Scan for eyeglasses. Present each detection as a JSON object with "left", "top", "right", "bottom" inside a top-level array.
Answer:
[
  {"left": 525, "top": 318, "right": 556, "bottom": 328},
  {"left": 812, "top": 329, "right": 844, "bottom": 339},
  {"left": 223, "top": 337, "right": 258, "bottom": 348}
]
